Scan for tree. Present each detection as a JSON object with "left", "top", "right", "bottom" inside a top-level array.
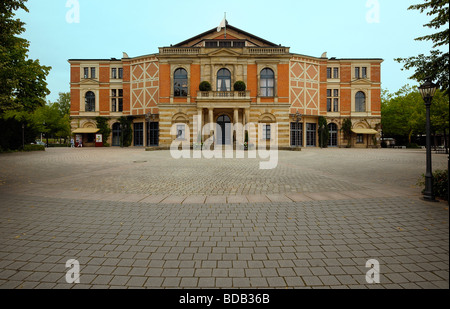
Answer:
[
  {"left": 0, "top": 0, "right": 51, "bottom": 114},
  {"left": 55, "top": 92, "right": 71, "bottom": 117},
  {"left": 381, "top": 85, "right": 425, "bottom": 145},
  {"left": 34, "top": 103, "right": 71, "bottom": 143},
  {"left": 341, "top": 118, "right": 352, "bottom": 147},
  {"left": 0, "top": 0, "right": 51, "bottom": 150},
  {"left": 381, "top": 85, "right": 448, "bottom": 148},
  {"left": 395, "top": 0, "right": 449, "bottom": 93},
  {"left": 119, "top": 116, "right": 134, "bottom": 147},
  {"left": 96, "top": 117, "right": 111, "bottom": 147},
  {"left": 318, "top": 116, "right": 329, "bottom": 148},
  {"left": 429, "top": 89, "right": 450, "bottom": 152}
]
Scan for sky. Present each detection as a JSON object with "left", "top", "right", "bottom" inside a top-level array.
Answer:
[{"left": 15, "top": 0, "right": 440, "bottom": 103}]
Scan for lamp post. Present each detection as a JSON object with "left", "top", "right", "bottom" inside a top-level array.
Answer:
[{"left": 418, "top": 77, "right": 438, "bottom": 202}]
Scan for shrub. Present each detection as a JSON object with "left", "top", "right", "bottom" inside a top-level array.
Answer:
[
  {"left": 24, "top": 144, "right": 45, "bottom": 152},
  {"left": 417, "top": 169, "right": 448, "bottom": 201},
  {"left": 199, "top": 81, "right": 212, "bottom": 91},
  {"left": 406, "top": 143, "right": 420, "bottom": 149},
  {"left": 233, "top": 81, "right": 246, "bottom": 91},
  {"left": 48, "top": 144, "right": 70, "bottom": 148}
]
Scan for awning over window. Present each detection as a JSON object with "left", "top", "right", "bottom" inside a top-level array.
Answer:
[
  {"left": 72, "top": 128, "right": 100, "bottom": 134},
  {"left": 351, "top": 129, "right": 378, "bottom": 135}
]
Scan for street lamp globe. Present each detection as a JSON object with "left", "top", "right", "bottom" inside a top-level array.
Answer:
[{"left": 418, "top": 78, "right": 438, "bottom": 103}]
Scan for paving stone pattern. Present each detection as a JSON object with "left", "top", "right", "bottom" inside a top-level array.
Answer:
[{"left": 0, "top": 148, "right": 448, "bottom": 289}]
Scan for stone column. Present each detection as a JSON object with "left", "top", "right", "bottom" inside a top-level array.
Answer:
[{"left": 197, "top": 108, "right": 203, "bottom": 143}]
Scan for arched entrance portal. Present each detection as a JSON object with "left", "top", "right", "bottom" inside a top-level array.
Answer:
[{"left": 216, "top": 115, "right": 232, "bottom": 145}]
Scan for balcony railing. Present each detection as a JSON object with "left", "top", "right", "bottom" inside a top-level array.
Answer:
[
  {"left": 245, "top": 47, "right": 290, "bottom": 55},
  {"left": 159, "top": 47, "right": 200, "bottom": 55},
  {"left": 159, "top": 46, "right": 289, "bottom": 56},
  {"left": 197, "top": 91, "right": 251, "bottom": 99}
]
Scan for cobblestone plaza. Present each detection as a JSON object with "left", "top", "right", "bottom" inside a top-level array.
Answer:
[{"left": 0, "top": 148, "right": 448, "bottom": 289}]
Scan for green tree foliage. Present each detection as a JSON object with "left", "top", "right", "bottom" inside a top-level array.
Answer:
[
  {"left": 341, "top": 118, "right": 352, "bottom": 147},
  {"left": 33, "top": 103, "right": 71, "bottom": 142},
  {"left": 395, "top": 0, "right": 449, "bottom": 93},
  {"left": 119, "top": 116, "right": 134, "bottom": 147},
  {"left": 55, "top": 92, "right": 71, "bottom": 117},
  {"left": 381, "top": 85, "right": 425, "bottom": 144},
  {"left": 318, "top": 116, "right": 329, "bottom": 148},
  {"left": 96, "top": 117, "right": 111, "bottom": 147},
  {"left": 199, "top": 81, "right": 212, "bottom": 91},
  {"left": 0, "top": 0, "right": 52, "bottom": 150},
  {"left": 382, "top": 85, "right": 449, "bottom": 147},
  {"left": 0, "top": 0, "right": 51, "bottom": 114}
]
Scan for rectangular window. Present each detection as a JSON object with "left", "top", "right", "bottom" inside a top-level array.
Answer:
[
  {"left": 357, "top": 134, "right": 364, "bottom": 144},
  {"left": 147, "top": 121, "right": 159, "bottom": 147},
  {"left": 233, "top": 41, "right": 245, "bottom": 48},
  {"left": 219, "top": 41, "right": 232, "bottom": 48},
  {"left": 355, "top": 67, "right": 360, "bottom": 79},
  {"left": 134, "top": 123, "right": 144, "bottom": 147},
  {"left": 83, "top": 68, "right": 89, "bottom": 79},
  {"left": 111, "top": 68, "right": 117, "bottom": 79},
  {"left": 290, "top": 122, "right": 303, "bottom": 147},
  {"left": 205, "top": 41, "right": 218, "bottom": 48},
  {"left": 333, "top": 98, "right": 339, "bottom": 112},
  {"left": 111, "top": 89, "right": 123, "bottom": 112},
  {"left": 333, "top": 68, "right": 339, "bottom": 79},
  {"left": 327, "top": 68, "right": 332, "bottom": 79},
  {"left": 262, "top": 124, "right": 271, "bottom": 140},
  {"left": 327, "top": 89, "right": 339, "bottom": 112},
  {"left": 118, "top": 68, "right": 123, "bottom": 79},
  {"left": 306, "top": 123, "right": 316, "bottom": 147},
  {"left": 362, "top": 67, "right": 367, "bottom": 78},
  {"left": 91, "top": 67, "right": 96, "bottom": 79}
]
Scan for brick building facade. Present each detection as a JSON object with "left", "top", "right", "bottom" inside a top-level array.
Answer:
[{"left": 69, "top": 23, "right": 383, "bottom": 148}]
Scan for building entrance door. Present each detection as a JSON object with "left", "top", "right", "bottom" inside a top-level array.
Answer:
[
  {"left": 112, "top": 123, "right": 121, "bottom": 146},
  {"left": 147, "top": 122, "right": 159, "bottom": 146},
  {"left": 216, "top": 115, "right": 231, "bottom": 145}
]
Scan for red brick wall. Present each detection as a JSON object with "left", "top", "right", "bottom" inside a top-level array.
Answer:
[
  {"left": 159, "top": 64, "right": 170, "bottom": 103},
  {"left": 70, "top": 88, "right": 80, "bottom": 115},
  {"left": 247, "top": 64, "right": 257, "bottom": 102},
  {"left": 71, "top": 66, "right": 80, "bottom": 83},
  {"left": 122, "top": 63, "right": 130, "bottom": 114},
  {"left": 190, "top": 64, "right": 200, "bottom": 99},
  {"left": 277, "top": 64, "right": 289, "bottom": 103}
]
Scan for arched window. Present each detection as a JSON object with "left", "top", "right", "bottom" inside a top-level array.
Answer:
[
  {"left": 260, "top": 68, "right": 275, "bottom": 97},
  {"left": 174, "top": 68, "right": 188, "bottom": 97},
  {"left": 328, "top": 123, "right": 338, "bottom": 147},
  {"left": 355, "top": 91, "right": 366, "bottom": 112},
  {"left": 85, "top": 91, "right": 95, "bottom": 112},
  {"left": 217, "top": 68, "right": 231, "bottom": 92}
]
